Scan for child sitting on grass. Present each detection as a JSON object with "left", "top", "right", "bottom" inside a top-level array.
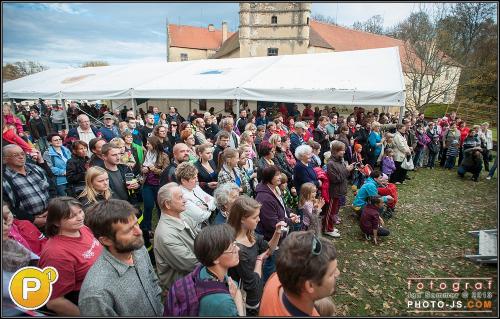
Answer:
[
  {"left": 377, "top": 173, "right": 398, "bottom": 218},
  {"left": 359, "top": 196, "right": 390, "bottom": 245},
  {"left": 298, "top": 182, "right": 325, "bottom": 235}
]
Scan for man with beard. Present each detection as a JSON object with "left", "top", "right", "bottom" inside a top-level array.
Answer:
[
  {"left": 79, "top": 199, "right": 163, "bottom": 316},
  {"left": 259, "top": 231, "right": 340, "bottom": 316}
]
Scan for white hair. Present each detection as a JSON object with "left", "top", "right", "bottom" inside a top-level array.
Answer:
[
  {"left": 295, "top": 144, "right": 312, "bottom": 160},
  {"left": 77, "top": 114, "right": 89, "bottom": 123},
  {"left": 157, "top": 182, "right": 179, "bottom": 210},
  {"left": 220, "top": 117, "right": 234, "bottom": 128},
  {"left": 213, "top": 183, "right": 240, "bottom": 210}
]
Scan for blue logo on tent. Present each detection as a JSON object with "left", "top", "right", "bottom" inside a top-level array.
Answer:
[{"left": 200, "top": 70, "right": 223, "bottom": 75}]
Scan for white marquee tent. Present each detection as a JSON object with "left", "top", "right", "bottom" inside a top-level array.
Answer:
[{"left": 3, "top": 46, "right": 406, "bottom": 116}]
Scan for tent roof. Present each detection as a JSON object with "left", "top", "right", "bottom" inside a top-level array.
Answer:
[{"left": 3, "top": 47, "right": 406, "bottom": 107}]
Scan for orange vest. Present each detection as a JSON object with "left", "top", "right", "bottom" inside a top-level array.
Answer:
[{"left": 259, "top": 273, "right": 320, "bottom": 316}]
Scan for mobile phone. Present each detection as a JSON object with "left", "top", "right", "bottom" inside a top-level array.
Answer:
[{"left": 280, "top": 225, "right": 289, "bottom": 233}]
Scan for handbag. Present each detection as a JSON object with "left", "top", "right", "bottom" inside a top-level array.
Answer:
[
  {"left": 358, "top": 164, "right": 373, "bottom": 177},
  {"left": 401, "top": 155, "right": 414, "bottom": 170}
]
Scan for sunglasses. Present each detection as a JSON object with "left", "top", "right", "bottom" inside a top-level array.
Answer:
[{"left": 311, "top": 235, "right": 322, "bottom": 256}]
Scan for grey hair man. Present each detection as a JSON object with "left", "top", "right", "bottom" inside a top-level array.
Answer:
[{"left": 154, "top": 183, "right": 199, "bottom": 292}]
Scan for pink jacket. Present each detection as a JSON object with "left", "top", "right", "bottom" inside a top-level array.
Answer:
[
  {"left": 313, "top": 166, "right": 330, "bottom": 203},
  {"left": 3, "top": 114, "right": 24, "bottom": 134}
]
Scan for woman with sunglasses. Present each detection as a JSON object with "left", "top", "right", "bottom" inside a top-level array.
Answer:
[
  {"left": 227, "top": 196, "right": 285, "bottom": 315},
  {"left": 43, "top": 133, "right": 72, "bottom": 196},
  {"left": 167, "top": 121, "right": 181, "bottom": 149}
]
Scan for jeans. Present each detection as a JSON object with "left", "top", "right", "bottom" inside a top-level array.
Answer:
[
  {"left": 390, "top": 160, "right": 407, "bottom": 183},
  {"left": 445, "top": 156, "right": 456, "bottom": 169},
  {"left": 262, "top": 251, "right": 276, "bottom": 284},
  {"left": 440, "top": 148, "right": 448, "bottom": 167},
  {"left": 488, "top": 156, "right": 497, "bottom": 177},
  {"left": 141, "top": 184, "right": 160, "bottom": 232},
  {"left": 427, "top": 151, "right": 438, "bottom": 168},
  {"left": 56, "top": 184, "right": 67, "bottom": 196},
  {"left": 458, "top": 163, "right": 482, "bottom": 180},
  {"left": 483, "top": 149, "right": 491, "bottom": 171},
  {"left": 52, "top": 122, "right": 64, "bottom": 132},
  {"left": 413, "top": 148, "right": 424, "bottom": 167}
]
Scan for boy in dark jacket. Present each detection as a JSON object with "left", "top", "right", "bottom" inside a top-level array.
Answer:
[
  {"left": 426, "top": 134, "right": 441, "bottom": 169},
  {"left": 360, "top": 196, "right": 390, "bottom": 245}
]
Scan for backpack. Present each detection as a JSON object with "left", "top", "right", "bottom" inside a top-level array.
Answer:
[{"left": 163, "top": 265, "right": 230, "bottom": 316}]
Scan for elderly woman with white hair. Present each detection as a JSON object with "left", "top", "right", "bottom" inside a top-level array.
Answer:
[
  {"left": 367, "top": 121, "right": 385, "bottom": 167},
  {"left": 213, "top": 183, "right": 241, "bottom": 225},
  {"left": 293, "top": 144, "right": 320, "bottom": 193}
]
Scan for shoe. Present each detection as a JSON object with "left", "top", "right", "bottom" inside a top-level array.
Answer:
[
  {"left": 334, "top": 220, "right": 341, "bottom": 225},
  {"left": 486, "top": 176, "right": 492, "bottom": 180},
  {"left": 395, "top": 182, "right": 402, "bottom": 185},
  {"left": 324, "top": 230, "right": 341, "bottom": 238},
  {"left": 364, "top": 234, "right": 372, "bottom": 240}
]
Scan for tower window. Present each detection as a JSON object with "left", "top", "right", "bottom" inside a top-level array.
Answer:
[
  {"left": 307, "top": 17, "right": 309, "bottom": 25},
  {"left": 271, "top": 16, "right": 278, "bottom": 24},
  {"left": 180, "top": 53, "right": 188, "bottom": 61},
  {"left": 268, "top": 48, "right": 278, "bottom": 56}
]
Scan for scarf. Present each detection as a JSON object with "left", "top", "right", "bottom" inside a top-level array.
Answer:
[{"left": 143, "top": 151, "right": 157, "bottom": 167}]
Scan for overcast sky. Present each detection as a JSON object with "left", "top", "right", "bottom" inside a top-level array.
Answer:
[{"left": 2, "top": 2, "right": 484, "bottom": 68}]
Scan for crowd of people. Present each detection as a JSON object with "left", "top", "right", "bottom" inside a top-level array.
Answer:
[{"left": 2, "top": 100, "right": 496, "bottom": 316}]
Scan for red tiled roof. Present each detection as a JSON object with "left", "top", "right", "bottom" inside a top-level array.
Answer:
[
  {"left": 168, "top": 24, "right": 235, "bottom": 50},
  {"left": 309, "top": 20, "right": 429, "bottom": 74}
]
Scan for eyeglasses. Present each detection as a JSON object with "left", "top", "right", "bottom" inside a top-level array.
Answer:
[
  {"left": 311, "top": 235, "right": 322, "bottom": 256},
  {"left": 223, "top": 241, "right": 239, "bottom": 254},
  {"left": 171, "top": 124, "right": 178, "bottom": 127},
  {"left": 52, "top": 138, "right": 62, "bottom": 142}
]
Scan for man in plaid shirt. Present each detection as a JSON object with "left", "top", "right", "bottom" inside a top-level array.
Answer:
[{"left": 3, "top": 144, "right": 50, "bottom": 228}]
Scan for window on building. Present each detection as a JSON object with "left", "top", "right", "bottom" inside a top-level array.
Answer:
[
  {"left": 445, "top": 70, "right": 450, "bottom": 80},
  {"left": 180, "top": 53, "right": 188, "bottom": 61},
  {"left": 443, "top": 92, "right": 449, "bottom": 102},
  {"left": 307, "top": 17, "right": 310, "bottom": 25},
  {"left": 268, "top": 48, "right": 278, "bottom": 56},
  {"left": 271, "top": 16, "right": 278, "bottom": 24},
  {"left": 413, "top": 79, "right": 418, "bottom": 91},
  {"left": 199, "top": 99, "right": 207, "bottom": 111}
]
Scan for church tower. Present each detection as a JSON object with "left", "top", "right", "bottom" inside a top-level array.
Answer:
[{"left": 239, "top": 2, "right": 311, "bottom": 58}]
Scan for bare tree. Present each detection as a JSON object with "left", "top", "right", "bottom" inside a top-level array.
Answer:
[
  {"left": 352, "top": 15, "right": 385, "bottom": 35},
  {"left": 81, "top": 60, "right": 109, "bottom": 67},
  {"left": 311, "top": 13, "right": 337, "bottom": 25},
  {"left": 393, "top": 8, "right": 463, "bottom": 113},
  {"left": 2, "top": 61, "right": 47, "bottom": 81}
]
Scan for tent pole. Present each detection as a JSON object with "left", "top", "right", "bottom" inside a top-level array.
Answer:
[
  {"left": 131, "top": 98, "right": 137, "bottom": 117},
  {"left": 398, "top": 104, "right": 405, "bottom": 124},
  {"left": 10, "top": 98, "right": 16, "bottom": 114},
  {"left": 236, "top": 99, "right": 240, "bottom": 118},
  {"left": 62, "top": 99, "right": 69, "bottom": 131}
]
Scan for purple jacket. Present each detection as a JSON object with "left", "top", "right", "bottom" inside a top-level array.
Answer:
[
  {"left": 255, "top": 183, "right": 290, "bottom": 242},
  {"left": 382, "top": 156, "right": 396, "bottom": 176}
]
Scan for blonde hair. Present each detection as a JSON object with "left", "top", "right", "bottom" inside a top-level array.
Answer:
[
  {"left": 110, "top": 137, "right": 125, "bottom": 148},
  {"left": 314, "top": 297, "right": 336, "bottom": 316},
  {"left": 268, "top": 134, "right": 282, "bottom": 147},
  {"left": 78, "top": 166, "right": 112, "bottom": 204},
  {"left": 239, "top": 131, "right": 253, "bottom": 144},
  {"left": 298, "top": 182, "right": 317, "bottom": 207}
]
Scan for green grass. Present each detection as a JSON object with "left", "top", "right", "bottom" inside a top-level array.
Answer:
[{"left": 330, "top": 167, "right": 497, "bottom": 316}]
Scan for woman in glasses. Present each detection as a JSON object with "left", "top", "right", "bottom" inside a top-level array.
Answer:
[
  {"left": 191, "top": 224, "right": 244, "bottom": 316},
  {"left": 227, "top": 196, "right": 285, "bottom": 315},
  {"left": 43, "top": 133, "right": 72, "bottom": 196},
  {"left": 176, "top": 162, "right": 216, "bottom": 231},
  {"left": 180, "top": 129, "right": 198, "bottom": 163}
]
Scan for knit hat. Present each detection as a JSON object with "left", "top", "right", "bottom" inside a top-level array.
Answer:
[{"left": 354, "top": 144, "right": 363, "bottom": 152}]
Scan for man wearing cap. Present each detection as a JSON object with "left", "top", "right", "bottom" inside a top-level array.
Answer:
[
  {"left": 290, "top": 122, "right": 307, "bottom": 155},
  {"left": 256, "top": 108, "right": 269, "bottom": 127},
  {"left": 99, "top": 113, "right": 120, "bottom": 142}
]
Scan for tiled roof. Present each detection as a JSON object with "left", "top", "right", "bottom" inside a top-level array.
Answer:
[
  {"left": 168, "top": 24, "right": 235, "bottom": 50},
  {"left": 212, "top": 31, "right": 240, "bottom": 58}
]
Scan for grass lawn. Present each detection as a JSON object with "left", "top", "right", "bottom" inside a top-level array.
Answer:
[{"left": 331, "top": 166, "right": 497, "bottom": 316}]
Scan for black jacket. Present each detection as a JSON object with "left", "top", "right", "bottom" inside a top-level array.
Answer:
[
  {"left": 313, "top": 127, "right": 330, "bottom": 160},
  {"left": 194, "top": 160, "right": 218, "bottom": 196},
  {"left": 66, "top": 155, "right": 88, "bottom": 195},
  {"left": 159, "top": 162, "right": 178, "bottom": 185}
]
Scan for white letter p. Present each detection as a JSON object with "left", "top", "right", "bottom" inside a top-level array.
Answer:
[{"left": 22, "top": 278, "right": 40, "bottom": 300}]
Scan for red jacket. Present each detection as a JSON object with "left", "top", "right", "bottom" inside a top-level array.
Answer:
[
  {"left": 377, "top": 183, "right": 398, "bottom": 209},
  {"left": 3, "top": 128, "right": 33, "bottom": 153},
  {"left": 313, "top": 167, "right": 330, "bottom": 203}
]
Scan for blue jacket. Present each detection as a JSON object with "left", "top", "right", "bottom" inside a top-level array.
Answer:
[
  {"left": 99, "top": 125, "right": 120, "bottom": 142},
  {"left": 290, "top": 133, "right": 304, "bottom": 156},
  {"left": 368, "top": 131, "right": 383, "bottom": 158},
  {"left": 255, "top": 117, "right": 269, "bottom": 127},
  {"left": 43, "top": 146, "right": 72, "bottom": 186},
  {"left": 352, "top": 177, "right": 388, "bottom": 209},
  {"left": 293, "top": 160, "right": 319, "bottom": 193}
]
